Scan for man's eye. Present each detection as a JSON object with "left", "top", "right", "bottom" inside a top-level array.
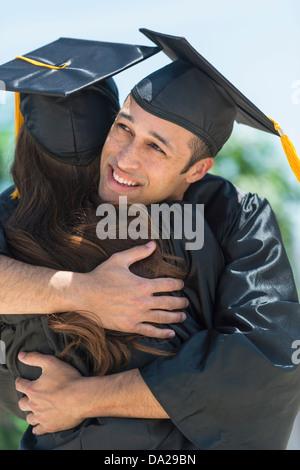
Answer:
[
  {"left": 117, "top": 123, "right": 131, "bottom": 132},
  {"left": 151, "top": 143, "right": 165, "bottom": 154}
]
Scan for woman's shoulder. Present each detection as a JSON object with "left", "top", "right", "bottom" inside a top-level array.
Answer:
[{"left": 0, "top": 184, "right": 19, "bottom": 220}]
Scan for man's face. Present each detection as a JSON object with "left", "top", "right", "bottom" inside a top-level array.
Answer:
[{"left": 98, "top": 95, "right": 213, "bottom": 205}]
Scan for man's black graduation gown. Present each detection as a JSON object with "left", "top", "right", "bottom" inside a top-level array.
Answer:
[{"left": 0, "top": 174, "right": 299, "bottom": 450}]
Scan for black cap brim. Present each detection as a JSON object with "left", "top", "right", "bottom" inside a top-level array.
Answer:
[
  {"left": 1, "top": 36, "right": 160, "bottom": 97},
  {"left": 0, "top": 37, "right": 161, "bottom": 165}
]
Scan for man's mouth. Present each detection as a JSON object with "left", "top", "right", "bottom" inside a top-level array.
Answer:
[{"left": 112, "top": 169, "right": 139, "bottom": 187}]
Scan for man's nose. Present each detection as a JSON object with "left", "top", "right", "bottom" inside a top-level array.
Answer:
[{"left": 116, "top": 141, "right": 140, "bottom": 170}]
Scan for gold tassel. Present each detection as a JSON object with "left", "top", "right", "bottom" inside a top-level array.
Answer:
[
  {"left": 13, "top": 93, "right": 23, "bottom": 199},
  {"left": 15, "top": 92, "right": 24, "bottom": 140},
  {"left": 269, "top": 117, "right": 300, "bottom": 183},
  {"left": 15, "top": 56, "right": 68, "bottom": 70},
  {"left": 10, "top": 188, "right": 20, "bottom": 199}
]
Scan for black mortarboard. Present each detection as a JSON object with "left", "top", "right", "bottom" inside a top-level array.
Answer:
[
  {"left": 0, "top": 37, "right": 160, "bottom": 166},
  {"left": 132, "top": 29, "right": 300, "bottom": 182}
]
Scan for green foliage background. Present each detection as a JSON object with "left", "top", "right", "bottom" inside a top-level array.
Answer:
[
  {"left": 0, "top": 121, "right": 299, "bottom": 450},
  {"left": 211, "top": 129, "right": 300, "bottom": 261},
  {"left": 0, "top": 125, "right": 14, "bottom": 188}
]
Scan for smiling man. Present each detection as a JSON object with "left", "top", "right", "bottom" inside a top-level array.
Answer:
[
  {"left": 99, "top": 96, "right": 213, "bottom": 205},
  {"left": 1, "top": 29, "right": 300, "bottom": 450}
]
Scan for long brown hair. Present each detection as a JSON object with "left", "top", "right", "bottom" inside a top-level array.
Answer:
[{"left": 5, "top": 125, "right": 186, "bottom": 376}]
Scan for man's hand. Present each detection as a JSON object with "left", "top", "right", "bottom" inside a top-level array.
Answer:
[
  {"left": 0, "top": 242, "right": 187, "bottom": 339},
  {"left": 16, "top": 352, "right": 86, "bottom": 435},
  {"left": 16, "top": 351, "right": 168, "bottom": 436},
  {"left": 69, "top": 241, "right": 188, "bottom": 339}
]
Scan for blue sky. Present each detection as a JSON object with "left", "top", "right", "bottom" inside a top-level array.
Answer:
[
  {"left": 1, "top": 0, "right": 299, "bottom": 145},
  {"left": 1, "top": 0, "right": 300, "bottom": 119}
]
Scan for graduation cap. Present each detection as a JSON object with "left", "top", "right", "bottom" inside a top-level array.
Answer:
[
  {"left": 132, "top": 28, "right": 300, "bottom": 183},
  {"left": 0, "top": 37, "right": 160, "bottom": 171}
]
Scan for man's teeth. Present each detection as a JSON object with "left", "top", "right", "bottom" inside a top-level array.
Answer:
[{"left": 113, "top": 170, "right": 139, "bottom": 186}]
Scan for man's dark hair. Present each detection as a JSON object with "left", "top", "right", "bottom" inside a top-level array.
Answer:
[{"left": 180, "top": 136, "right": 212, "bottom": 174}]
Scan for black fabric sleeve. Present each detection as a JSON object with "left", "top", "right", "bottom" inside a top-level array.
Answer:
[{"left": 139, "top": 174, "right": 300, "bottom": 450}]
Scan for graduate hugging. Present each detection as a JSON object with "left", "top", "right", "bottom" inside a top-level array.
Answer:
[{"left": 0, "top": 29, "right": 299, "bottom": 450}]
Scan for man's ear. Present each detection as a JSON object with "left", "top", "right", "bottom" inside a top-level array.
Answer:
[{"left": 184, "top": 157, "right": 214, "bottom": 183}]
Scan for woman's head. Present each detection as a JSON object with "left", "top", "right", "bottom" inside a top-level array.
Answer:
[
  {"left": 11, "top": 124, "right": 101, "bottom": 236},
  {"left": 19, "top": 78, "right": 120, "bottom": 166},
  {"left": 12, "top": 76, "right": 120, "bottom": 226}
]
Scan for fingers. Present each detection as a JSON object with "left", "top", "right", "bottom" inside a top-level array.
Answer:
[
  {"left": 133, "top": 277, "right": 185, "bottom": 301},
  {"left": 149, "top": 294, "right": 188, "bottom": 312},
  {"left": 132, "top": 307, "right": 188, "bottom": 338},
  {"left": 149, "top": 277, "right": 185, "bottom": 294},
  {"left": 144, "top": 309, "right": 186, "bottom": 325},
  {"left": 134, "top": 323, "right": 176, "bottom": 339},
  {"left": 18, "top": 394, "right": 31, "bottom": 411},
  {"left": 131, "top": 309, "right": 186, "bottom": 339},
  {"left": 32, "top": 424, "right": 47, "bottom": 436},
  {"left": 112, "top": 241, "right": 157, "bottom": 268},
  {"left": 17, "top": 351, "right": 53, "bottom": 370},
  {"left": 26, "top": 412, "right": 39, "bottom": 426},
  {"left": 26, "top": 415, "right": 47, "bottom": 436},
  {"left": 15, "top": 376, "right": 32, "bottom": 395}
]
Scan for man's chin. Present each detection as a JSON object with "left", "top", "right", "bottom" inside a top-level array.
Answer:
[{"left": 98, "top": 186, "right": 142, "bottom": 204}]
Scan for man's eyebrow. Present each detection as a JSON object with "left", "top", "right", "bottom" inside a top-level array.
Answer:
[
  {"left": 149, "top": 131, "right": 173, "bottom": 151},
  {"left": 117, "top": 111, "right": 173, "bottom": 151},
  {"left": 117, "top": 111, "right": 134, "bottom": 123}
]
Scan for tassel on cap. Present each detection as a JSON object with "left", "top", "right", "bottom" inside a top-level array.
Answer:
[
  {"left": 10, "top": 188, "right": 20, "bottom": 199},
  {"left": 13, "top": 93, "right": 23, "bottom": 199},
  {"left": 269, "top": 117, "right": 300, "bottom": 183},
  {"left": 15, "top": 56, "right": 69, "bottom": 70},
  {"left": 15, "top": 92, "right": 24, "bottom": 140}
]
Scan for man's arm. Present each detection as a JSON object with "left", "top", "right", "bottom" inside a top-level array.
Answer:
[
  {"left": 0, "top": 183, "right": 187, "bottom": 337},
  {"left": 0, "top": 254, "right": 74, "bottom": 315},
  {"left": 0, "top": 243, "right": 187, "bottom": 338}
]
